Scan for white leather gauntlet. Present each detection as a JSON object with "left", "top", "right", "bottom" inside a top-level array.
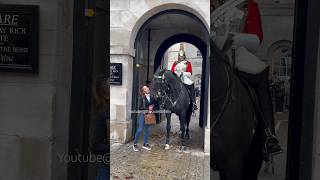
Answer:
[
  {"left": 183, "top": 72, "right": 192, "bottom": 78},
  {"left": 230, "top": 32, "right": 260, "bottom": 53}
]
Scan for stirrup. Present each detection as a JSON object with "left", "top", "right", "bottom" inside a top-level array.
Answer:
[
  {"left": 263, "top": 141, "right": 283, "bottom": 153},
  {"left": 268, "top": 149, "right": 283, "bottom": 157},
  {"left": 264, "top": 128, "right": 278, "bottom": 140},
  {"left": 263, "top": 145, "right": 283, "bottom": 162},
  {"left": 263, "top": 128, "right": 282, "bottom": 158},
  {"left": 264, "top": 128, "right": 273, "bottom": 136},
  {"left": 263, "top": 139, "right": 283, "bottom": 160}
]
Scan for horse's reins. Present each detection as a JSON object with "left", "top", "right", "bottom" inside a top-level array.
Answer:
[{"left": 160, "top": 87, "right": 177, "bottom": 108}]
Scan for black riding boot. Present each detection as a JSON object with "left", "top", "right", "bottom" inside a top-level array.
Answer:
[
  {"left": 238, "top": 67, "right": 282, "bottom": 158},
  {"left": 186, "top": 84, "right": 197, "bottom": 111}
]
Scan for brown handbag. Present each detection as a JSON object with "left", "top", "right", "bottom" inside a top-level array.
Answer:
[{"left": 144, "top": 113, "right": 156, "bottom": 125}]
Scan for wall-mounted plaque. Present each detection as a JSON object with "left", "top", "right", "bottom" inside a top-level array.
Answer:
[
  {"left": 0, "top": 5, "right": 39, "bottom": 73},
  {"left": 110, "top": 63, "right": 122, "bottom": 85}
]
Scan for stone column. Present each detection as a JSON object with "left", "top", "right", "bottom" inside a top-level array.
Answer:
[
  {"left": 204, "top": 77, "right": 210, "bottom": 153},
  {"left": 110, "top": 54, "right": 134, "bottom": 143},
  {"left": 110, "top": 0, "right": 136, "bottom": 143}
]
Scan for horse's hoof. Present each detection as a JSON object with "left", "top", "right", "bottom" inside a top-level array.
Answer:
[
  {"left": 180, "top": 146, "right": 186, "bottom": 151},
  {"left": 165, "top": 144, "right": 170, "bottom": 150},
  {"left": 186, "top": 134, "right": 190, "bottom": 139}
]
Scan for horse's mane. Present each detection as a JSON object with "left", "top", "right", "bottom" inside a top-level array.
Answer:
[{"left": 163, "top": 70, "right": 187, "bottom": 98}]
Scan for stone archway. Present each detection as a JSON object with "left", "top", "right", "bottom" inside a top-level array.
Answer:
[
  {"left": 110, "top": 2, "right": 210, "bottom": 149},
  {"left": 267, "top": 40, "right": 293, "bottom": 77},
  {"left": 128, "top": 3, "right": 209, "bottom": 54},
  {"left": 154, "top": 33, "right": 208, "bottom": 128},
  {"left": 131, "top": 7, "right": 209, "bottom": 152}
]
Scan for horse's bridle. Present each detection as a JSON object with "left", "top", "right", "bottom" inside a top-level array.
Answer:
[{"left": 153, "top": 74, "right": 177, "bottom": 109}]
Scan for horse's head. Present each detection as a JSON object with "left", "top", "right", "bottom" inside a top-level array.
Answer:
[{"left": 150, "top": 68, "right": 168, "bottom": 97}]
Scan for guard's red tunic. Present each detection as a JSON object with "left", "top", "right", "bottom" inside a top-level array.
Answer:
[{"left": 171, "top": 61, "right": 193, "bottom": 74}]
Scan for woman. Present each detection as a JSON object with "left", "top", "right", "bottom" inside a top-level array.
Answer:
[
  {"left": 91, "top": 75, "right": 109, "bottom": 180},
  {"left": 133, "top": 85, "right": 156, "bottom": 152}
]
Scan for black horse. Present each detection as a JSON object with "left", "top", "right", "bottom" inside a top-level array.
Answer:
[
  {"left": 150, "top": 68, "right": 193, "bottom": 150},
  {"left": 211, "top": 39, "right": 264, "bottom": 180}
]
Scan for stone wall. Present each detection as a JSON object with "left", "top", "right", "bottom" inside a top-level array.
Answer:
[
  {"left": 257, "top": 1, "right": 295, "bottom": 64},
  {"left": 0, "top": 0, "right": 73, "bottom": 179},
  {"left": 110, "top": 54, "right": 134, "bottom": 142}
]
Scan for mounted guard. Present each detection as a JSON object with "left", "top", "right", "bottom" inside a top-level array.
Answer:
[
  {"left": 171, "top": 44, "right": 197, "bottom": 112},
  {"left": 212, "top": 0, "right": 282, "bottom": 159}
]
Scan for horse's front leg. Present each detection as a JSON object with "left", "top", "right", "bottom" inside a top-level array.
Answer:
[
  {"left": 179, "top": 112, "right": 186, "bottom": 149},
  {"left": 186, "top": 123, "right": 190, "bottom": 139},
  {"left": 185, "top": 109, "right": 192, "bottom": 139},
  {"left": 165, "top": 113, "right": 171, "bottom": 150}
]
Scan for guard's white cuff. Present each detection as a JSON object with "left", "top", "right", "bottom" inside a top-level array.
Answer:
[
  {"left": 183, "top": 72, "right": 192, "bottom": 77},
  {"left": 233, "top": 33, "right": 260, "bottom": 53}
]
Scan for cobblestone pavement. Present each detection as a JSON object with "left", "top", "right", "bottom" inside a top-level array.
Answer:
[
  {"left": 213, "top": 113, "right": 289, "bottom": 180},
  {"left": 111, "top": 110, "right": 210, "bottom": 180}
]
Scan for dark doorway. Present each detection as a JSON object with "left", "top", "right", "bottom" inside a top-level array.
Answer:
[
  {"left": 286, "top": 0, "right": 320, "bottom": 179},
  {"left": 154, "top": 34, "right": 208, "bottom": 128},
  {"left": 68, "top": 0, "right": 109, "bottom": 180}
]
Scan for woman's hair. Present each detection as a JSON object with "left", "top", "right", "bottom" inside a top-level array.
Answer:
[
  {"left": 139, "top": 85, "right": 147, "bottom": 97},
  {"left": 94, "top": 74, "right": 109, "bottom": 108}
]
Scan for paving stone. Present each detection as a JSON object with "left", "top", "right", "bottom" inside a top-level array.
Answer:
[{"left": 111, "top": 111, "right": 209, "bottom": 179}]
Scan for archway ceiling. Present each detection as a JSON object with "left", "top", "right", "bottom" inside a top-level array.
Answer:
[
  {"left": 144, "top": 13, "right": 202, "bottom": 31},
  {"left": 140, "top": 13, "right": 207, "bottom": 53}
]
